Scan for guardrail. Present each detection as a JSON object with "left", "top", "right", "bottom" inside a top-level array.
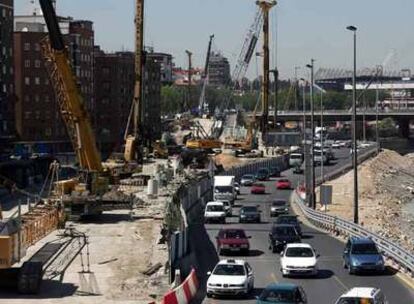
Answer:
[{"left": 292, "top": 146, "right": 414, "bottom": 277}]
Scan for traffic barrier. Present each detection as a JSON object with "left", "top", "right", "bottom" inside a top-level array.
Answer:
[{"left": 162, "top": 268, "right": 199, "bottom": 304}]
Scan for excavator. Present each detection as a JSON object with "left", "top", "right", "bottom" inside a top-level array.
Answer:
[{"left": 39, "top": 0, "right": 131, "bottom": 218}]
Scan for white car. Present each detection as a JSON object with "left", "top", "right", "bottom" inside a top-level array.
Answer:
[
  {"left": 207, "top": 259, "right": 254, "bottom": 298},
  {"left": 204, "top": 202, "right": 226, "bottom": 223},
  {"left": 280, "top": 243, "right": 319, "bottom": 277},
  {"left": 335, "top": 287, "right": 388, "bottom": 304}
]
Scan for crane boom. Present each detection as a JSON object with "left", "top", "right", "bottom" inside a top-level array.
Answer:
[
  {"left": 198, "top": 34, "right": 214, "bottom": 114},
  {"left": 39, "top": 0, "right": 102, "bottom": 171}
]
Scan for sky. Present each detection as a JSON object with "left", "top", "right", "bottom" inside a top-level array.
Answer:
[{"left": 16, "top": 0, "right": 414, "bottom": 80}]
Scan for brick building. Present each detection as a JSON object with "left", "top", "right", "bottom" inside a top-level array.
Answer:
[
  {"left": 13, "top": 15, "right": 95, "bottom": 153},
  {"left": 146, "top": 51, "right": 173, "bottom": 85},
  {"left": 208, "top": 52, "right": 230, "bottom": 88},
  {"left": 94, "top": 49, "right": 162, "bottom": 153},
  {"left": 0, "top": 0, "right": 15, "bottom": 154}
]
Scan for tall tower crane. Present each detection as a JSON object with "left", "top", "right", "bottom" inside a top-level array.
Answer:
[
  {"left": 198, "top": 34, "right": 214, "bottom": 115},
  {"left": 185, "top": 50, "right": 193, "bottom": 112}
]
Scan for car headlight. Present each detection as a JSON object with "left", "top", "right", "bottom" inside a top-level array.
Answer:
[
  {"left": 284, "top": 208, "right": 288, "bottom": 211},
  {"left": 351, "top": 260, "right": 360, "bottom": 266},
  {"left": 241, "top": 214, "right": 246, "bottom": 218},
  {"left": 376, "top": 259, "right": 384, "bottom": 265}
]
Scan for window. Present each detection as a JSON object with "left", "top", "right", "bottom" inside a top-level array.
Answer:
[
  {"left": 45, "top": 95, "right": 50, "bottom": 103},
  {"left": 24, "top": 77, "right": 30, "bottom": 85},
  {"left": 34, "top": 43, "right": 40, "bottom": 51},
  {"left": 35, "top": 60, "right": 41, "bottom": 68},
  {"left": 34, "top": 95, "right": 40, "bottom": 102},
  {"left": 2, "top": 47, "right": 6, "bottom": 56},
  {"left": 2, "top": 84, "right": 6, "bottom": 93},
  {"left": 35, "top": 77, "right": 40, "bottom": 85},
  {"left": 35, "top": 111, "right": 40, "bottom": 119},
  {"left": 24, "top": 60, "right": 30, "bottom": 68},
  {"left": 45, "top": 128, "right": 52, "bottom": 137},
  {"left": 45, "top": 78, "right": 49, "bottom": 85},
  {"left": 24, "top": 95, "right": 30, "bottom": 103},
  {"left": 24, "top": 111, "right": 31, "bottom": 119},
  {"left": 2, "top": 66, "right": 6, "bottom": 74},
  {"left": 24, "top": 43, "right": 30, "bottom": 51}
]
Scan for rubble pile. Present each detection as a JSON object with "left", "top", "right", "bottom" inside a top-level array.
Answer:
[{"left": 321, "top": 149, "right": 414, "bottom": 252}]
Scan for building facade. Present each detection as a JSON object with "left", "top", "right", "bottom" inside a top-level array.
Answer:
[
  {"left": 147, "top": 52, "right": 173, "bottom": 85},
  {"left": 94, "top": 50, "right": 161, "bottom": 153},
  {"left": 13, "top": 15, "right": 95, "bottom": 153},
  {"left": 208, "top": 52, "right": 230, "bottom": 88},
  {"left": 0, "top": 0, "right": 14, "bottom": 153}
]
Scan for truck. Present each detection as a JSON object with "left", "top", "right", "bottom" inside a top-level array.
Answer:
[{"left": 213, "top": 176, "right": 236, "bottom": 204}]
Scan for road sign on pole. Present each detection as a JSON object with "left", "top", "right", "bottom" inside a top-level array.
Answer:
[{"left": 320, "top": 185, "right": 332, "bottom": 212}]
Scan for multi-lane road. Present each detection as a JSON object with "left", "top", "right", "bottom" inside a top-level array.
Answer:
[{"left": 203, "top": 148, "right": 414, "bottom": 303}]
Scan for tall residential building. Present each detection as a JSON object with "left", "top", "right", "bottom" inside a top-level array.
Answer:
[
  {"left": 146, "top": 52, "right": 173, "bottom": 85},
  {"left": 94, "top": 50, "right": 161, "bottom": 153},
  {"left": 208, "top": 52, "right": 230, "bottom": 88},
  {"left": 13, "top": 14, "right": 95, "bottom": 153},
  {"left": 0, "top": 0, "right": 14, "bottom": 153}
]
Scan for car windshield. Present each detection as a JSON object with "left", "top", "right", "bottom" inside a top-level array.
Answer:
[
  {"left": 336, "top": 298, "right": 374, "bottom": 304},
  {"left": 285, "top": 247, "right": 314, "bottom": 257},
  {"left": 223, "top": 230, "right": 246, "bottom": 239},
  {"left": 351, "top": 243, "right": 379, "bottom": 255},
  {"left": 273, "top": 201, "right": 286, "bottom": 206},
  {"left": 215, "top": 186, "right": 233, "bottom": 193},
  {"left": 290, "top": 154, "right": 302, "bottom": 160},
  {"left": 273, "top": 226, "right": 297, "bottom": 236},
  {"left": 242, "top": 175, "right": 254, "bottom": 180},
  {"left": 242, "top": 207, "right": 258, "bottom": 213},
  {"left": 259, "top": 289, "right": 296, "bottom": 303},
  {"left": 213, "top": 264, "right": 245, "bottom": 276},
  {"left": 258, "top": 170, "right": 268, "bottom": 175},
  {"left": 207, "top": 205, "right": 224, "bottom": 212}
]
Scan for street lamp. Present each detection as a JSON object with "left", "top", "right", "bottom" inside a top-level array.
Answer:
[
  {"left": 306, "top": 60, "right": 316, "bottom": 209},
  {"left": 300, "top": 78, "right": 307, "bottom": 143},
  {"left": 346, "top": 25, "right": 359, "bottom": 225}
]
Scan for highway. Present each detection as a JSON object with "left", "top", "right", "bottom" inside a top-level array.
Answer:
[{"left": 203, "top": 147, "right": 414, "bottom": 303}]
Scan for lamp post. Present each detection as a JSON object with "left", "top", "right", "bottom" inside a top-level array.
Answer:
[
  {"left": 306, "top": 60, "right": 316, "bottom": 209},
  {"left": 320, "top": 91, "right": 324, "bottom": 182},
  {"left": 347, "top": 25, "right": 359, "bottom": 224},
  {"left": 300, "top": 78, "right": 307, "bottom": 143}
]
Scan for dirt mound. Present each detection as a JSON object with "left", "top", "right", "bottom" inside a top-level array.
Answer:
[{"left": 214, "top": 153, "right": 243, "bottom": 170}]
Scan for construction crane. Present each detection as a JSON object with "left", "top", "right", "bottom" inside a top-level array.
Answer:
[
  {"left": 124, "top": 0, "right": 145, "bottom": 163},
  {"left": 40, "top": 0, "right": 131, "bottom": 218},
  {"left": 198, "top": 34, "right": 214, "bottom": 116}
]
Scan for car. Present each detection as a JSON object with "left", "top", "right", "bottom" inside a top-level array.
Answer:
[
  {"left": 292, "top": 165, "right": 303, "bottom": 174},
  {"left": 207, "top": 259, "right": 254, "bottom": 298},
  {"left": 332, "top": 141, "right": 341, "bottom": 149},
  {"left": 251, "top": 183, "right": 266, "bottom": 194},
  {"left": 270, "top": 199, "right": 289, "bottom": 217},
  {"left": 256, "top": 283, "right": 308, "bottom": 304},
  {"left": 240, "top": 174, "right": 256, "bottom": 186},
  {"left": 268, "top": 224, "right": 301, "bottom": 253},
  {"left": 204, "top": 202, "right": 226, "bottom": 224},
  {"left": 280, "top": 243, "right": 319, "bottom": 277},
  {"left": 269, "top": 166, "right": 281, "bottom": 177},
  {"left": 234, "top": 182, "right": 241, "bottom": 195},
  {"left": 256, "top": 168, "right": 270, "bottom": 181},
  {"left": 276, "top": 179, "right": 291, "bottom": 190},
  {"left": 239, "top": 206, "right": 261, "bottom": 223},
  {"left": 342, "top": 237, "right": 385, "bottom": 275},
  {"left": 221, "top": 200, "right": 232, "bottom": 216},
  {"left": 335, "top": 287, "right": 388, "bottom": 304},
  {"left": 216, "top": 228, "right": 251, "bottom": 255},
  {"left": 274, "top": 215, "right": 302, "bottom": 236}
]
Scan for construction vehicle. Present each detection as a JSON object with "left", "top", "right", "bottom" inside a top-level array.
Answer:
[
  {"left": 40, "top": 0, "right": 131, "bottom": 218},
  {"left": 185, "top": 121, "right": 222, "bottom": 150}
]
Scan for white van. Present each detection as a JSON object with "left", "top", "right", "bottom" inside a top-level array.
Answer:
[
  {"left": 214, "top": 176, "right": 236, "bottom": 203},
  {"left": 204, "top": 202, "right": 226, "bottom": 223},
  {"left": 289, "top": 153, "right": 304, "bottom": 167}
]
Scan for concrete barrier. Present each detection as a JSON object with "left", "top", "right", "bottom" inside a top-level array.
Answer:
[{"left": 162, "top": 268, "right": 199, "bottom": 304}]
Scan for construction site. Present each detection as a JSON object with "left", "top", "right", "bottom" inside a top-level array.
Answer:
[{"left": 0, "top": 0, "right": 284, "bottom": 302}]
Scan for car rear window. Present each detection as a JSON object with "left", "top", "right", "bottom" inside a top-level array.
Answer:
[
  {"left": 223, "top": 230, "right": 246, "bottom": 239},
  {"left": 213, "top": 264, "right": 245, "bottom": 276},
  {"left": 273, "top": 226, "right": 297, "bottom": 236},
  {"left": 279, "top": 179, "right": 289, "bottom": 183},
  {"left": 243, "top": 175, "right": 254, "bottom": 179},
  {"left": 242, "top": 207, "right": 258, "bottom": 213},
  {"left": 285, "top": 247, "right": 314, "bottom": 257},
  {"left": 207, "top": 205, "right": 224, "bottom": 212},
  {"left": 336, "top": 298, "right": 374, "bottom": 304}
]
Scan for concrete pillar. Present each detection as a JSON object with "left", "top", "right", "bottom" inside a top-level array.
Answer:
[{"left": 399, "top": 119, "right": 410, "bottom": 138}]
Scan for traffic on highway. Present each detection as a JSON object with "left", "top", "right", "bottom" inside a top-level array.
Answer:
[{"left": 203, "top": 147, "right": 414, "bottom": 304}]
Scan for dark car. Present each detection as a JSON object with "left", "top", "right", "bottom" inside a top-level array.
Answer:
[
  {"left": 270, "top": 200, "right": 289, "bottom": 217},
  {"left": 268, "top": 224, "right": 301, "bottom": 253},
  {"left": 256, "top": 283, "right": 308, "bottom": 304},
  {"left": 275, "top": 215, "right": 302, "bottom": 236},
  {"left": 256, "top": 168, "right": 270, "bottom": 181},
  {"left": 239, "top": 206, "right": 261, "bottom": 223},
  {"left": 216, "top": 228, "right": 251, "bottom": 255},
  {"left": 269, "top": 166, "right": 281, "bottom": 177},
  {"left": 342, "top": 236, "right": 385, "bottom": 275}
]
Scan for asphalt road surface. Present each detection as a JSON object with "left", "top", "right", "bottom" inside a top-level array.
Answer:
[{"left": 203, "top": 147, "right": 414, "bottom": 304}]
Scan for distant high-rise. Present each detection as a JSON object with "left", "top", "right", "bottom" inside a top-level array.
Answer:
[
  {"left": 147, "top": 51, "right": 173, "bottom": 85},
  {"left": 0, "top": 0, "right": 15, "bottom": 153},
  {"left": 208, "top": 52, "right": 231, "bottom": 88}
]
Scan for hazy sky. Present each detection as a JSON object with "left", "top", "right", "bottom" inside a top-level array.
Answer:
[{"left": 16, "top": 0, "right": 414, "bottom": 80}]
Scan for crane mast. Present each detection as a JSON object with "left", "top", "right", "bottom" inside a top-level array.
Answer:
[
  {"left": 125, "top": 0, "right": 145, "bottom": 163},
  {"left": 198, "top": 34, "right": 214, "bottom": 115},
  {"left": 39, "top": 0, "right": 102, "bottom": 172}
]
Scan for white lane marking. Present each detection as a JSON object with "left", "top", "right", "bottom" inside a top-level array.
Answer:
[{"left": 333, "top": 275, "right": 349, "bottom": 291}]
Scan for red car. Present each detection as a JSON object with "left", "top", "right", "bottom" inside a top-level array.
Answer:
[
  {"left": 251, "top": 183, "right": 266, "bottom": 194},
  {"left": 276, "top": 179, "right": 291, "bottom": 189},
  {"left": 216, "top": 228, "right": 250, "bottom": 255}
]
